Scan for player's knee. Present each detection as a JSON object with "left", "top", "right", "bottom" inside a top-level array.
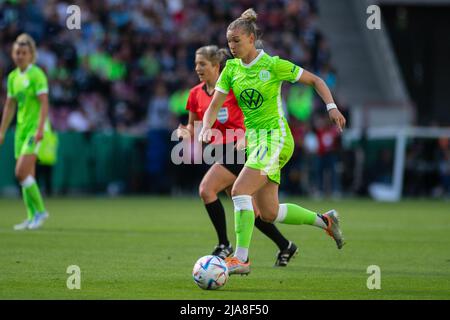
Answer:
[
  {"left": 260, "top": 211, "right": 277, "bottom": 223},
  {"left": 16, "top": 174, "right": 35, "bottom": 188},
  {"left": 199, "top": 182, "right": 215, "bottom": 203},
  {"left": 253, "top": 206, "right": 261, "bottom": 218},
  {"left": 15, "top": 168, "right": 26, "bottom": 182},
  {"left": 231, "top": 184, "right": 246, "bottom": 197}
]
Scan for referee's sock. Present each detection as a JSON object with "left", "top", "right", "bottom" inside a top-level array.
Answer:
[
  {"left": 204, "top": 198, "right": 229, "bottom": 246},
  {"left": 254, "top": 217, "right": 289, "bottom": 250}
]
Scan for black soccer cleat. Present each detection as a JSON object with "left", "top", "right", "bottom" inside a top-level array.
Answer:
[
  {"left": 211, "top": 243, "right": 234, "bottom": 259},
  {"left": 274, "top": 242, "right": 299, "bottom": 267}
]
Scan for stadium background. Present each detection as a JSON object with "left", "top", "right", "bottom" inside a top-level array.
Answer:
[
  {"left": 0, "top": 0, "right": 449, "bottom": 300},
  {"left": 1, "top": 0, "right": 448, "bottom": 199}
]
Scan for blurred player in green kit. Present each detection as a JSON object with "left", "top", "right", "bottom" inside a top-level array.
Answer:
[{"left": 0, "top": 33, "right": 54, "bottom": 230}]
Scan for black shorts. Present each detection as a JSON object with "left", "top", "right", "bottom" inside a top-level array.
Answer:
[{"left": 214, "top": 142, "right": 246, "bottom": 177}]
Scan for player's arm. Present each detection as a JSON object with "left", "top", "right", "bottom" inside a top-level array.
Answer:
[
  {"left": 177, "top": 111, "right": 199, "bottom": 139},
  {"left": 199, "top": 90, "right": 227, "bottom": 143},
  {"left": 0, "top": 97, "right": 17, "bottom": 145},
  {"left": 186, "top": 111, "right": 199, "bottom": 136},
  {"left": 298, "top": 70, "right": 346, "bottom": 131},
  {"left": 35, "top": 93, "right": 49, "bottom": 142}
]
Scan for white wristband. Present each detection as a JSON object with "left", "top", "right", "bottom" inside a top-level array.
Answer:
[{"left": 326, "top": 103, "right": 337, "bottom": 112}]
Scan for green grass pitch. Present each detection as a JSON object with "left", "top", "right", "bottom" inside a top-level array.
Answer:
[{"left": 0, "top": 196, "right": 449, "bottom": 299}]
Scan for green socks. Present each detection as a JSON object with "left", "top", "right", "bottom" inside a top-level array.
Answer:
[
  {"left": 234, "top": 209, "right": 255, "bottom": 249},
  {"left": 20, "top": 176, "right": 46, "bottom": 217},
  {"left": 21, "top": 187, "right": 35, "bottom": 220},
  {"left": 232, "top": 195, "right": 255, "bottom": 262},
  {"left": 276, "top": 203, "right": 327, "bottom": 228},
  {"left": 231, "top": 196, "right": 327, "bottom": 262}
]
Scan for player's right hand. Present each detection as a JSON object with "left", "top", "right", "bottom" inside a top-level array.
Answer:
[
  {"left": 176, "top": 124, "right": 191, "bottom": 139},
  {"left": 35, "top": 129, "right": 44, "bottom": 143},
  {"left": 0, "top": 132, "right": 4, "bottom": 145},
  {"left": 328, "top": 108, "right": 346, "bottom": 132},
  {"left": 235, "top": 136, "right": 246, "bottom": 151},
  {"left": 198, "top": 126, "right": 213, "bottom": 143}
]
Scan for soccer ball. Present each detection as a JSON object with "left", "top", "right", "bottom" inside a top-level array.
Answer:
[{"left": 192, "top": 255, "right": 229, "bottom": 290}]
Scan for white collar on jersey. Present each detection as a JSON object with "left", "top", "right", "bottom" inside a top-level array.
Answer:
[
  {"left": 19, "top": 63, "right": 33, "bottom": 75},
  {"left": 240, "top": 49, "right": 265, "bottom": 68}
]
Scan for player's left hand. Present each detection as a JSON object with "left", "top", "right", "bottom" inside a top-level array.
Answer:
[
  {"left": 35, "top": 129, "right": 44, "bottom": 143},
  {"left": 328, "top": 108, "right": 346, "bottom": 132}
]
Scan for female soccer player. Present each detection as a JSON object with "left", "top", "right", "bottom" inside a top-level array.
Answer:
[
  {"left": 0, "top": 33, "right": 51, "bottom": 230},
  {"left": 178, "top": 45, "right": 298, "bottom": 266},
  {"left": 199, "top": 9, "right": 346, "bottom": 275}
]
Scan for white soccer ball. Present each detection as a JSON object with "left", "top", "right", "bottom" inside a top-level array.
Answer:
[{"left": 192, "top": 255, "right": 229, "bottom": 290}]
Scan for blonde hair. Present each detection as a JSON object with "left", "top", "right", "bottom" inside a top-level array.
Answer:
[
  {"left": 196, "top": 45, "right": 230, "bottom": 70},
  {"left": 14, "top": 33, "right": 37, "bottom": 63},
  {"left": 227, "top": 8, "right": 260, "bottom": 40}
]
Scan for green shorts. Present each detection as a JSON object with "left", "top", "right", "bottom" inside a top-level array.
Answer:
[
  {"left": 245, "top": 127, "right": 294, "bottom": 184},
  {"left": 15, "top": 130, "right": 41, "bottom": 159},
  {"left": 15, "top": 127, "right": 58, "bottom": 165}
]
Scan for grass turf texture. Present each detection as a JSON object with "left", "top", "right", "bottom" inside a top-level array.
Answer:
[{"left": 0, "top": 197, "right": 449, "bottom": 299}]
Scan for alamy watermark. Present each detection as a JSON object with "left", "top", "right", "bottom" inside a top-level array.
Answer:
[
  {"left": 171, "top": 121, "right": 245, "bottom": 165},
  {"left": 367, "top": 5, "right": 381, "bottom": 30},
  {"left": 366, "top": 265, "right": 381, "bottom": 290},
  {"left": 171, "top": 121, "right": 282, "bottom": 176},
  {"left": 66, "top": 265, "right": 81, "bottom": 290},
  {"left": 66, "top": 5, "right": 81, "bottom": 30}
]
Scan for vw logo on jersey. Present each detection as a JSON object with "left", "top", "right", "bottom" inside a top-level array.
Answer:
[
  {"left": 240, "top": 89, "right": 264, "bottom": 110},
  {"left": 217, "top": 107, "right": 229, "bottom": 124},
  {"left": 259, "top": 70, "right": 271, "bottom": 82},
  {"left": 22, "top": 79, "right": 30, "bottom": 87}
]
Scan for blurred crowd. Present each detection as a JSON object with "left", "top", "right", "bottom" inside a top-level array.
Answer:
[
  {"left": 1, "top": 0, "right": 335, "bottom": 131},
  {"left": 404, "top": 137, "right": 450, "bottom": 198},
  {"left": 1, "top": 0, "right": 449, "bottom": 198}
]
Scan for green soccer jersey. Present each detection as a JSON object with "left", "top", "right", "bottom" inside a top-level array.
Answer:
[
  {"left": 215, "top": 50, "right": 303, "bottom": 132},
  {"left": 7, "top": 64, "right": 49, "bottom": 136}
]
